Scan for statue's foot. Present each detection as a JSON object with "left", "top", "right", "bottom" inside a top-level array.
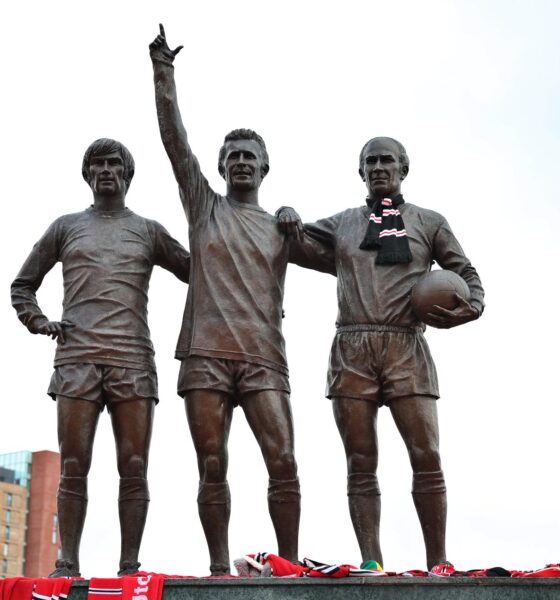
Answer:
[
  {"left": 49, "top": 558, "right": 81, "bottom": 577},
  {"left": 117, "top": 561, "right": 141, "bottom": 576},
  {"left": 210, "top": 562, "right": 231, "bottom": 576}
]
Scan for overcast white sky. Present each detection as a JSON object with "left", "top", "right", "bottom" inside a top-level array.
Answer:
[{"left": 1, "top": 0, "right": 559, "bottom": 578}]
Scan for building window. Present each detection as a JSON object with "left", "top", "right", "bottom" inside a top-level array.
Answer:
[
  {"left": 52, "top": 514, "right": 58, "bottom": 544},
  {"left": 2, "top": 558, "right": 7, "bottom": 574},
  {"left": 2, "top": 543, "right": 7, "bottom": 556},
  {"left": 5, "top": 510, "right": 11, "bottom": 523},
  {"left": 6, "top": 494, "right": 13, "bottom": 507},
  {"left": 4, "top": 526, "right": 9, "bottom": 540}
]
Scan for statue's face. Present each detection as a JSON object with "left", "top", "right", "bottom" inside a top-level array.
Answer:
[
  {"left": 222, "top": 139, "right": 267, "bottom": 190},
  {"left": 359, "top": 139, "right": 407, "bottom": 199},
  {"left": 88, "top": 151, "right": 126, "bottom": 196}
]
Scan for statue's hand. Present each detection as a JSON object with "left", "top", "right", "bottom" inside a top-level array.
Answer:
[
  {"left": 30, "top": 318, "right": 75, "bottom": 343},
  {"left": 149, "top": 24, "right": 183, "bottom": 65},
  {"left": 275, "top": 206, "right": 304, "bottom": 241},
  {"left": 426, "top": 295, "right": 480, "bottom": 329}
]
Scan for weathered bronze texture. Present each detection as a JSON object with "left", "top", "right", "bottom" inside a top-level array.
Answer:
[
  {"left": 149, "top": 25, "right": 333, "bottom": 575},
  {"left": 278, "top": 137, "right": 484, "bottom": 569},
  {"left": 11, "top": 138, "right": 190, "bottom": 577}
]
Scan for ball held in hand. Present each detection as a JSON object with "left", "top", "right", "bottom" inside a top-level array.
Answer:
[{"left": 411, "top": 270, "right": 470, "bottom": 326}]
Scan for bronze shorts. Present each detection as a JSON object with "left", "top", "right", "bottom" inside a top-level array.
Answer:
[
  {"left": 178, "top": 355, "right": 290, "bottom": 401},
  {"left": 48, "top": 363, "right": 158, "bottom": 409},
  {"left": 327, "top": 326, "right": 439, "bottom": 405}
]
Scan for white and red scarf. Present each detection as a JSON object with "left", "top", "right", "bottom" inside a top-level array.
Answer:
[{"left": 359, "top": 195, "right": 412, "bottom": 265}]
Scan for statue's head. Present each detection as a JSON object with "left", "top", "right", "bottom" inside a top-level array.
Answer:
[
  {"left": 359, "top": 137, "right": 409, "bottom": 199},
  {"left": 218, "top": 129, "right": 269, "bottom": 191},
  {"left": 82, "top": 138, "right": 135, "bottom": 195}
]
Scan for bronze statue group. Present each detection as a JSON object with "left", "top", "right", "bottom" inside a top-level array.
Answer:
[{"left": 11, "top": 26, "right": 484, "bottom": 578}]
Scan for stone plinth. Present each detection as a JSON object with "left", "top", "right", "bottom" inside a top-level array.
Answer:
[{"left": 69, "top": 577, "right": 560, "bottom": 600}]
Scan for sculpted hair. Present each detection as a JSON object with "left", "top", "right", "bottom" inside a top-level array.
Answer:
[
  {"left": 359, "top": 137, "right": 410, "bottom": 172},
  {"left": 82, "top": 138, "right": 135, "bottom": 190},
  {"left": 218, "top": 128, "right": 269, "bottom": 173}
]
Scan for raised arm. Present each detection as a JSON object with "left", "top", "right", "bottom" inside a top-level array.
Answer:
[
  {"left": 11, "top": 220, "right": 74, "bottom": 343},
  {"left": 149, "top": 24, "right": 215, "bottom": 222}
]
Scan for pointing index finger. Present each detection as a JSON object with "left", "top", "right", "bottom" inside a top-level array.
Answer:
[{"left": 159, "top": 23, "right": 166, "bottom": 38}]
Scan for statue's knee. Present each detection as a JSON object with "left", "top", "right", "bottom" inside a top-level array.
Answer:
[
  {"left": 61, "top": 456, "right": 89, "bottom": 478},
  {"left": 267, "top": 451, "right": 297, "bottom": 480},
  {"left": 201, "top": 452, "right": 226, "bottom": 482},
  {"left": 118, "top": 454, "right": 147, "bottom": 478},
  {"left": 347, "top": 451, "right": 377, "bottom": 474},
  {"left": 409, "top": 443, "right": 441, "bottom": 473}
]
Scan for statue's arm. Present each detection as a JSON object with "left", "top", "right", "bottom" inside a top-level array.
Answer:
[
  {"left": 276, "top": 206, "right": 337, "bottom": 275},
  {"left": 151, "top": 221, "right": 191, "bottom": 284},
  {"left": 11, "top": 220, "right": 74, "bottom": 342},
  {"left": 289, "top": 233, "right": 336, "bottom": 276},
  {"left": 428, "top": 217, "right": 485, "bottom": 328},
  {"left": 150, "top": 25, "right": 214, "bottom": 221},
  {"left": 304, "top": 217, "right": 338, "bottom": 251}
]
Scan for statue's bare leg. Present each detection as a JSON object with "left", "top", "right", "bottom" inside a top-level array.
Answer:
[
  {"left": 242, "top": 390, "right": 300, "bottom": 563},
  {"left": 110, "top": 399, "right": 154, "bottom": 575},
  {"left": 389, "top": 396, "right": 446, "bottom": 569},
  {"left": 52, "top": 396, "right": 102, "bottom": 577},
  {"left": 184, "top": 390, "right": 233, "bottom": 575},
  {"left": 332, "top": 397, "right": 382, "bottom": 566}
]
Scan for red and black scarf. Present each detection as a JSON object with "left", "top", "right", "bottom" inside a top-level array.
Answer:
[{"left": 359, "top": 194, "right": 412, "bottom": 265}]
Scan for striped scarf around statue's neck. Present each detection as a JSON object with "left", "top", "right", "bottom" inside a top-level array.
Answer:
[{"left": 359, "top": 194, "right": 412, "bottom": 264}]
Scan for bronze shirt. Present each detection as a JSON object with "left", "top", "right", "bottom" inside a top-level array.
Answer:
[
  {"left": 11, "top": 207, "right": 190, "bottom": 371},
  {"left": 306, "top": 203, "right": 484, "bottom": 328}
]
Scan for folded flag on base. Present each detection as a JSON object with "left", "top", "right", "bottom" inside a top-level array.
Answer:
[
  {"left": 234, "top": 553, "right": 387, "bottom": 578},
  {"left": 87, "top": 578, "right": 122, "bottom": 600},
  {"left": 234, "top": 555, "right": 560, "bottom": 579},
  {"left": 304, "top": 557, "right": 387, "bottom": 578},
  {"left": 88, "top": 574, "right": 164, "bottom": 600},
  {"left": 413, "top": 563, "right": 560, "bottom": 578},
  {"left": 33, "top": 578, "right": 75, "bottom": 600},
  {"left": 512, "top": 565, "right": 560, "bottom": 578},
  {"left": 0, "top": 577, "right": 34, "bottom": 600},
  {"left": 234, "top": 553, "right": 304, "bottom": 577},
  {"left": 2, "top": 559, "right": 560, "bottom": 600},
  {"left": 428, "top": 562, "right": 456, "bottom": 577},
  {"left": 0, "top": 577, "right": 78, "bottom": 600}
]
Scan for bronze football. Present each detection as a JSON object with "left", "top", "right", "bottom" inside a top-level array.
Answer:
[{"left": 411, "top": 270, "right": 470, "bottom": 325}]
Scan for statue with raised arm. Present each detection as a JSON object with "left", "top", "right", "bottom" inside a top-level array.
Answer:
[
  {"left": 278, "top": 137, "right": 484, "bottom": 573},
  {"left": 11, "top": 138, "right": 190, "bottom": 577},
  {"left": 149, "top": 25, "right": 334, "bottom": 575}
]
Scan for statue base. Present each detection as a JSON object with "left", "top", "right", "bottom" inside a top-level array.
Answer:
[{"left": 70, "top": 577, "right": 560, "bottom": 600}]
